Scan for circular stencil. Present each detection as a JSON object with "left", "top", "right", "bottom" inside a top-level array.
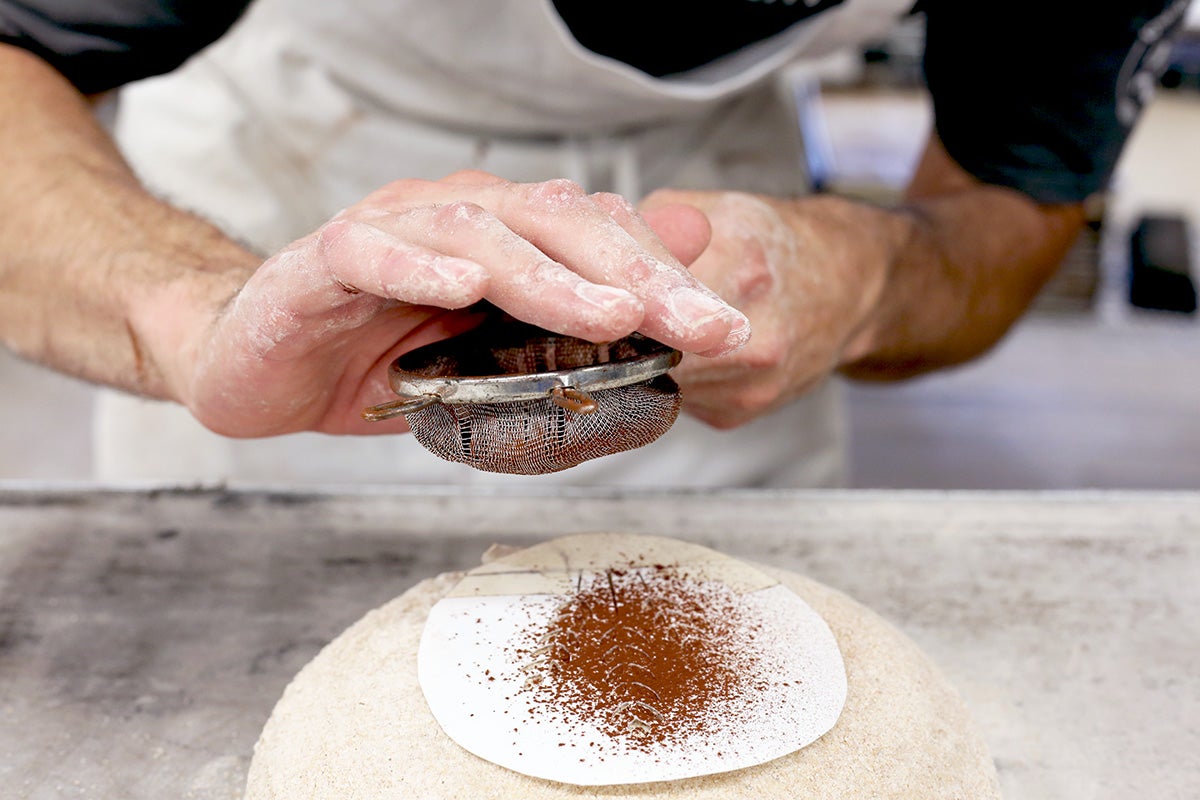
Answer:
[{"left": 417, "top": 533, "right": 847, "bottom": 785}]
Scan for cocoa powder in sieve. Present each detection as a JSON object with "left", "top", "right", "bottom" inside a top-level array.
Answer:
[{"left": 508, "top": 564, "right": 768, "bottom": 755}]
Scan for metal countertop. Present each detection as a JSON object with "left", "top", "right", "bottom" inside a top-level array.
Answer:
[{"left": 1, "top": 485, "right": 1197, "bottom": 799}]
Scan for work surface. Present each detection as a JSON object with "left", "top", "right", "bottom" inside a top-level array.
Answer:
[{"left": 1, "top": 486, "right": 1196, "bottom": 799}]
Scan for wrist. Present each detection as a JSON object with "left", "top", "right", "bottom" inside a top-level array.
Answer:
[
  {"left": 125, "top": 247, "right": 258, "bottom": 407},
  {"left": 789, "top": 195, "right": 914, "bottom": 367}
]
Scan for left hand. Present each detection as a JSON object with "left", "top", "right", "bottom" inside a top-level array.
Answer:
[
  {"left": 640, "top": 189, "right": 892, "bottom": 429},
  {"left": 165, "top": 172, "right": 749, "bottom": 439}
]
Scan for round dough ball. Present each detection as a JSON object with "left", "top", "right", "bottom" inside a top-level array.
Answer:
[{"left": 244, "top": 556, "right": 1001, "bottom": 799}]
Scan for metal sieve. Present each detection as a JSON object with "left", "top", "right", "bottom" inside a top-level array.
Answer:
[{"left": 362, "top": 317, "right": 683, "bottom": 475}]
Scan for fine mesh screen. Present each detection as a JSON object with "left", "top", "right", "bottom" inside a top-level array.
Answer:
[
  {"left": 386, "top": 320, "right": 683, "bottom": 475},
  {"left": 406, "top": 375, "right": 681, "bottom": 474}
]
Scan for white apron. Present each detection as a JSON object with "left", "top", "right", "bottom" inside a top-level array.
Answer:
[{"left": 100, "top": 0, "right": 910, "bottom": 488}]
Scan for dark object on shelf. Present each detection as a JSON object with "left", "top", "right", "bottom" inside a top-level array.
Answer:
[
  {"left": 1160, "top": 32, "right": 1200, "bottom": 92},
  {"left": 857, "top": 12, "right": 926, "bottom": 89},
  {"left": 1128, "top": 213, "right": 1197, "bottom": 314}
]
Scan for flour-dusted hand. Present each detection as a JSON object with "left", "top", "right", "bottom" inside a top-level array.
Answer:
[
  {"left": 639, "top": 189, "right": 897, "bottom": 430},
  {"left": 169, "top": 171, "right": 749, "bottom": 438},
  {"left": 640, "top": 133, "right": 1089, "bottom": 431}
]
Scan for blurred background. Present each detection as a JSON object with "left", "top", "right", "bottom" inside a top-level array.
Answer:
[{"left": 3, "top": 4, "right": 1198, "bottom": 489}]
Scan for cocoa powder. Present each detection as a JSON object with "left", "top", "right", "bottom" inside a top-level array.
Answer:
[{"left": 508, "top": 564, "right": 768, "bottom": 756}]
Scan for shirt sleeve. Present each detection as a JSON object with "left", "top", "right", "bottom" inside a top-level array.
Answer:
[
  {"left": 920, "top": 0, "right": 1191, "bottom": 203},
  {"left": 0, "top": 0, "right": 251, "bottom": 94}
]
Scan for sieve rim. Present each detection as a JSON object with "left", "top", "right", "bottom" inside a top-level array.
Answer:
[{"left": 387, "top": 343, "right": 681, "bottom": 405}]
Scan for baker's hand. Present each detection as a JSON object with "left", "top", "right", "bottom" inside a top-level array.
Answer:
[
  {"left": 173, "top": 171, "right": 748, "bottom": 437},
  {"left": 639, "top": 189, "right": 892, "bottom": 429}
]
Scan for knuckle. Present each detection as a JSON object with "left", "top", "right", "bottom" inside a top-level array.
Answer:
[
  {"left": 524, "top": 177, "right": 588, "bottom": 209},
  {"left": 622, "top": 255, "right": 656, "bottom": 284},
  {"left": 526, "top": 258, "right": 566, "bottom": 283},
  {"left": 730, "top": 246, "right": 776, "bottom": 300},
  {"left": 430, "top": 200, "right": 489, "bottom": 230},
  {"left": 315, "top": 217, "right": 352, "bottom": 258},
  {"left": 591, "top": 191, "right": 637, "bottom": 219}
]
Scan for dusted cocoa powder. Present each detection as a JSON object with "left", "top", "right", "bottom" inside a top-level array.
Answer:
[{"left": 509, "top": 564, "right": 768, "bottom": 755}]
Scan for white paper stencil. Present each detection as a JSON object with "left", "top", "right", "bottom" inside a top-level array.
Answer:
[{"left": 417, "top": 533, "right": 846, "bottom": 785}]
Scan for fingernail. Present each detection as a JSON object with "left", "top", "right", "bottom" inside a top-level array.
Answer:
[
  {"left": 670, "top": 288, "right": 733, "bottom": 327},
  {"left": 430, "top": 256, "right": 486, "bottom": 283},
  {"left": 576, "top": 283, "right": 638, "bottom": 310},
  {"left": 419, "top": 257, "right": 488, "bottom": 307}
]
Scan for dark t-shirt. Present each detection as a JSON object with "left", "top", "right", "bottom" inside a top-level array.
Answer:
[
  {"left": 920, "top": 0, "right": 1190, "bottom": 202},
  {"left": 0, "top": 0, "right": 1187, "bottom": 203},
  {"left": 0, "top": 0, "right": 249, "bottom": 91}
]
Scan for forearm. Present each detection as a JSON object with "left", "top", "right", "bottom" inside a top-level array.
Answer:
[
  {"left": 0, "top": 45, "right": 259, "bottom": 401},
  {"left": 839, "top": 145, "right": 1086, "bottom": 380}
]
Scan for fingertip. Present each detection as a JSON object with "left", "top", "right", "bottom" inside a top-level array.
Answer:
[
  {"left": 694, "top": 338, "right": 747, "bottom": 359},
  {"left": 644, "top": 304, "right": 752, "bottom": 357},
  {"left": 438, "top": 258, "right": 492, "bottom": 308},
  {"left": 708, "top": 309, "right": 752, "bottom": 356}
]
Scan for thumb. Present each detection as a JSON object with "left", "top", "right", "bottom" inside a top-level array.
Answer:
[{"left": 640, "top": 202, "right": 712, "bottom": 267}]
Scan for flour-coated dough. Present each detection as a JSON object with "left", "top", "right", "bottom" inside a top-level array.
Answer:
[{"left": 243, "top": 553, "right": 1002, "bottom": 799}]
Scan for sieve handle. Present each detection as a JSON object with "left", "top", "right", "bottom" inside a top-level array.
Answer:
[
  {"left": 549, "top": 386, "right": 598, "bottom": 414},
  {"left": 360, "top": 394, "right": 440, "bottom": 422}
]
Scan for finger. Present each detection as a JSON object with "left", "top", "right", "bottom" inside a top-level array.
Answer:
[
  {"left": 599, "top": 195, "right": 751, "bottom": 357},
  {"left": 373, "top": 201, "right": 646, "bottom": 342},
  {"left": 671, "top": 348, "right": 769, "bottom": 386},
  {"left": 635, "top": 202, "right": 712, "bottom": 267},
  {"left": 673, "top": 368, "right": 757, "bottom": 430},
  {"left": 683, "top": 403, "right": 754, "bottom": 431},
  {"left": 678, "top": 378, "right": 782, "bottom": 431},
  {"left": 437, "top": 168, "right": 508, "bottom": 187},
  {"left": 314, "top": 214, "right": 490, "bottom": 309},
  {"left": 492, "top": 180, "right": 750, "bottom": 354}
]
